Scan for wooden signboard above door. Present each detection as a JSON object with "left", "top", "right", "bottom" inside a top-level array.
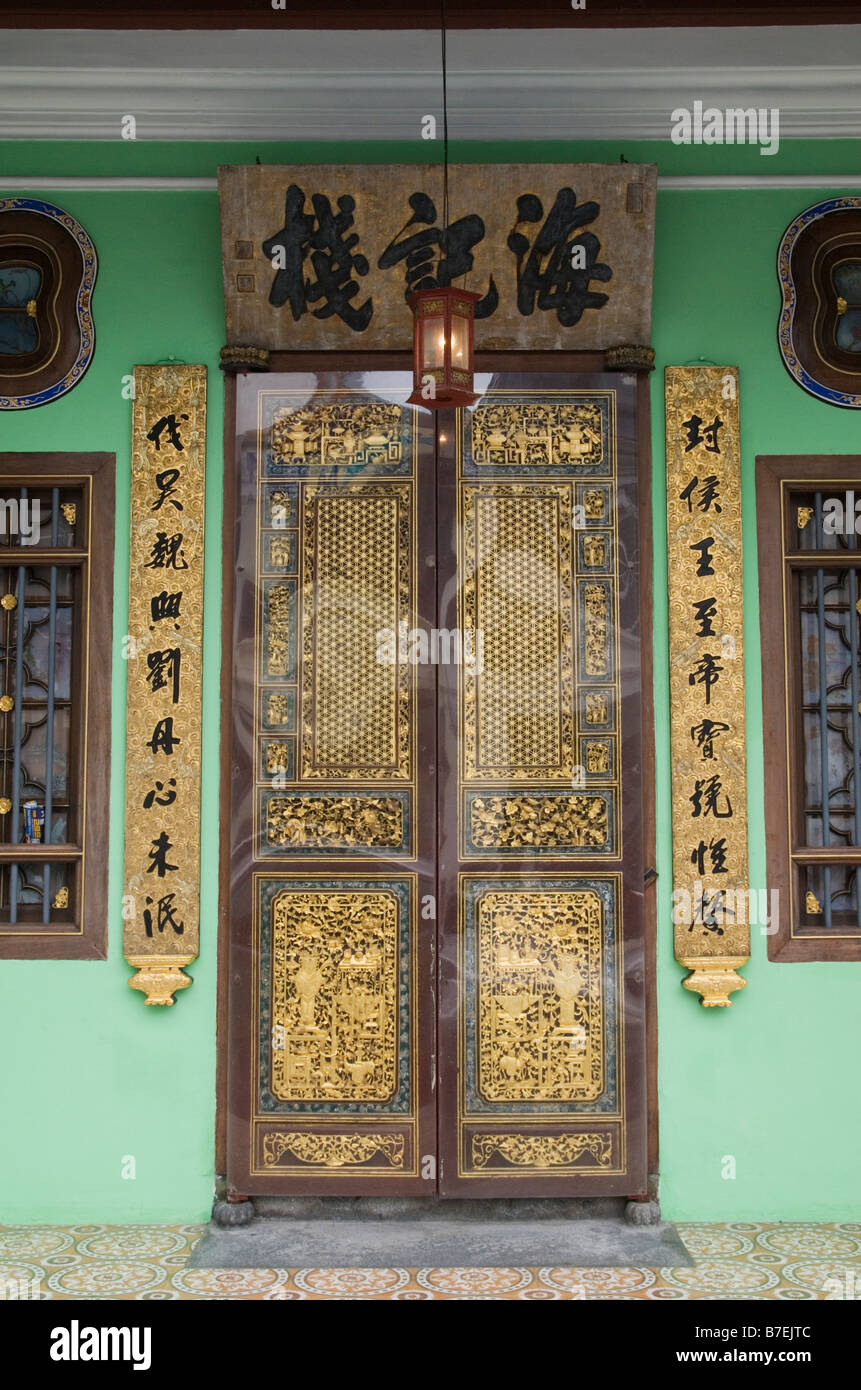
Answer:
[{"left": 218, "top": 163, "right": 656, "bottom": 355}]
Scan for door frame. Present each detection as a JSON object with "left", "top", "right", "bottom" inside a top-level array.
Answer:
[{"left": 215, "top": 349, "right": 658, "bottom": 1199}]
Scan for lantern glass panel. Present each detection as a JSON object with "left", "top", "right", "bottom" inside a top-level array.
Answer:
[
  {"left": 421, "top": 316, "right": 446, "bottom": 371},
  {"left": 450, "top": 313, "right": 469, "bottom": 367}
]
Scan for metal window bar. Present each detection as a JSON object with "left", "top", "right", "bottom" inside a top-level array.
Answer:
[
  {"left": 9, "top": 486, "right": 27, "bottom": 923},
  {"left": 813, "top": 492, "right": 833, "bottom": 926},
  {"left": 42, "top": 487, "right": 60, "bottom": 922}
]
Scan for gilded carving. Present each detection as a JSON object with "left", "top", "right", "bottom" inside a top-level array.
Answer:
[
  {"left": 470, "top": 795, "right": 608, "bottom": 851},
  {"left": 586, "top": 742, "right": 610, "bottom": 774},
  {"left": 476, "top": 889, "right": 604, "bottom": 1101},
  {"left": 585, "top": 693, "right": 608, "bottom": 724},
  {"left": 301, "top": 483, "right": 412, "bottom": 780},
  {"left": 680, "top": 957, "right": 748, "bottom": 1008},
  {"left": 461, "top": 483, "right": 575, "bottom": 780},
  {"left": 264, "top": 742, "right": 293, "bottom": 774},
  {"left": 126, "top": 955, "right": 194, "bottom": 1006},
  {"left": 269, "top": 535, "right": 295, "bottom": 568},
  {"left": 584, "top": 583, "right": 609, "bottom": 676},
  {"left": 262, "top": 1131, "right": 405, "bottom": 1169},
  {"left": 271, "top": 402, "right": 405, "bottom": 472},
  {"left": 582, "top": 535, "right": 606, "bottom": 567},
  {"left": 472, "top": 1131, "right": 613, "bottom": 1169},
  {"left": 267, "top": 796, "right": 404, "bottom": 850},
  {"left": 270, "top": 888, "right": 400, "bottom": 1101},
  {"left": 583, "top": 489, "right": 605, "bottom": 519},
  {"left": 267, "top": 693, "right": 293, "bottom": 727},
  {"left": 797, "top": 506, "right": 814, "bottom": 530},
  {"left": 266, "top": 583, "right": 294, "bottom": 678},
  {"left": 806, "top": 890, "right": 823, "bottom": 914},
  {"left": 470, "top": 401, "right": 604, "bottom": 470},
  {"left": 666, "top": 366, "right": 749, "bottom": 1004},
  {"left": 123, "top": 365, "right": 206, "bottom": 1003}
]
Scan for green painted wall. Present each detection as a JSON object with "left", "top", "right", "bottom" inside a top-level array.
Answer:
[{"left": 1, "top": 140, "right": 859, "bottom": 1222}]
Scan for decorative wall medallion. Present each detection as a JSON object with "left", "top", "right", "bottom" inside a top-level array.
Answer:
[
  {"left": 0, "top": 198, "right": 97, "bottom": 410},
  {"left": 777, "top": 197, "right": 861, "bottom": 408}
]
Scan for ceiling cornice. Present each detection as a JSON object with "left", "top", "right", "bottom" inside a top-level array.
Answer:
[{"left": 1, "top": 27, "right": 860, "bottom": 142}]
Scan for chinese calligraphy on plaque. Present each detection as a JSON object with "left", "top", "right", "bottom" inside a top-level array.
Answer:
[
  {"left": 665, "top": 366, "right": 749, "bottom": 1007},
  {"left": 124, "top": 365, "right": 206, "bottom": 1005},
  {"left": 218, "top": 163, "right": 657, "bottom": 352}
]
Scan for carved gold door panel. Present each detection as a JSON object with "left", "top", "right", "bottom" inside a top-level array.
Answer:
[
  {"left": 227, "top": 368, "right": 647, "bottom": 1198},
  {"left": 436, "top": 376, "right": 646, "bottom": 1195},
  {"left": 227, "top": 374, "right": 437, "bottom": 1195}
]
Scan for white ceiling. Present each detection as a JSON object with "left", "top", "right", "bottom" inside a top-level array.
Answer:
[{"left": 1, "top": 25, "right": 860, "bottom": 141}]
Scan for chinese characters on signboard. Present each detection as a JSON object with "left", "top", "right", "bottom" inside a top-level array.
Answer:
[
  {"left": 665, "top": 366, "right": 749, "bottom": 1006},
  {"left": 218, "top": 163, "right": 656, "bottom": 352},
  {"left": 124, "top": 365, "right": 206, "bottom": 1005}
]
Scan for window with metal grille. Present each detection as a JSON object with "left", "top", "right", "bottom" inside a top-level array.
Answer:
[
  {"left": 757, "top": 455, "right": 861, "bottom": 960},
  {"left": 0, "top": 455, "right": 114, "bottom": 958}
]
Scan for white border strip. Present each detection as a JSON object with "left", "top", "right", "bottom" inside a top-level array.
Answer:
[{"left": 3, "top": 174, "right": 861, "bottom": 192}]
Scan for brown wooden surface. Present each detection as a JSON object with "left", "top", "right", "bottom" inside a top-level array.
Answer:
[
  {"left": 756, "top": 454, "right": 861, "bottom": 962},
  {"left": 1, "top": 0, "right": 855, "bottom": 27},
  {"left": 0, "top": 453, "right": 114, "bottom": 960},
  {"left": 218, "top": 352, "right": 656, "bottom": 1195},
  {"left": 636, "top": 370, "right": 658, "bottom": 1182},
  {"left": 435, "top": 366, "right": 646, "bottom": 1195},
  {"left": 225, "top": 365, "right": 438, "bottom": 1195}
]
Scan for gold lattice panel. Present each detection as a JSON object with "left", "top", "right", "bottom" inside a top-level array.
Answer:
[
  {"left": 270, "top": 888, "right": 400, "bottom": 1102},
  {"left": 477, "top": 889, "right": 604, "bottom": 1102},
  {"left": 301, "top": 484, "right": 412, "bottom": 780},
  {"left": 461, "top": 484, "right": 575, "bottom": 781}
]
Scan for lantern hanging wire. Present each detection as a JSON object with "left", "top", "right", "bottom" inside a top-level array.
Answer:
[{"left": 407, "top": 0, "right": 480, "bottom": 408}]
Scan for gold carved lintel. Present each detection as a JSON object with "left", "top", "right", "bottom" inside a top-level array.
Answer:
[
  {"left": 679, "top": 956, "right": 748, "bottom": 1007},
  {"left": 472, "top": 1132, "right": 613, "bottom": 1169},
  {"left": 126, "top": 955, "right": 194, "bottom": 1006},
  {"left": 262, "top": 1131, "right": 404, "bottom": 1169}
]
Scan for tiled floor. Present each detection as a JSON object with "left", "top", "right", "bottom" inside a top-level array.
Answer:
[{"left": 1, "top": 1223, "right": 860, "bottom": 1300}]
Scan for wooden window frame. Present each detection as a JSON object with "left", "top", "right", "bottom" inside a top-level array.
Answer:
[
  {"left": 756, "top": 454, "right": 861, "bottom": 961},
  {"left": 0, "top": 453, "right": 114, "bottom": 959}
]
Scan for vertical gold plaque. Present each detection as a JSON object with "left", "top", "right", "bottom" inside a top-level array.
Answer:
[
  {"left": 665, "top": 366, "right": 749, "bottom": 1006},
  {"left": 124, "top": 365, "right": 207, "bottom": 1004}
]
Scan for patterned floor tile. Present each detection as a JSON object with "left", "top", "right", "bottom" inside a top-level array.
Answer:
[{"left": 1, "top": 1222, "right": 859, "bottom": 1300}]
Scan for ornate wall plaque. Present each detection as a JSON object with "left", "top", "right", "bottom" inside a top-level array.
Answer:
[
  {"left": 0, "top": 197, "right": 97, "bottom": 410},
  {"left": 218, "top": 163, "right": 657, "bottom": 353},
  {"left": 665, "top": 366, "right": 749, "bottom": 1006},
  {"left": 123, "top": 365, "right": 207, "bottom": 1005},
  {"left": 777, "top": 197, "right": 861, "bottom": 409}
]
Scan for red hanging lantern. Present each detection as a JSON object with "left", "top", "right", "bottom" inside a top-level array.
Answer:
[{"left": 408, "top": 285, "right": 480, "bottom": 409}]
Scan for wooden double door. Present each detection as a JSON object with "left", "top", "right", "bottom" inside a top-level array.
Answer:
[{"left": 226, "top": 364, "right": 647, "bottom": 1197}]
